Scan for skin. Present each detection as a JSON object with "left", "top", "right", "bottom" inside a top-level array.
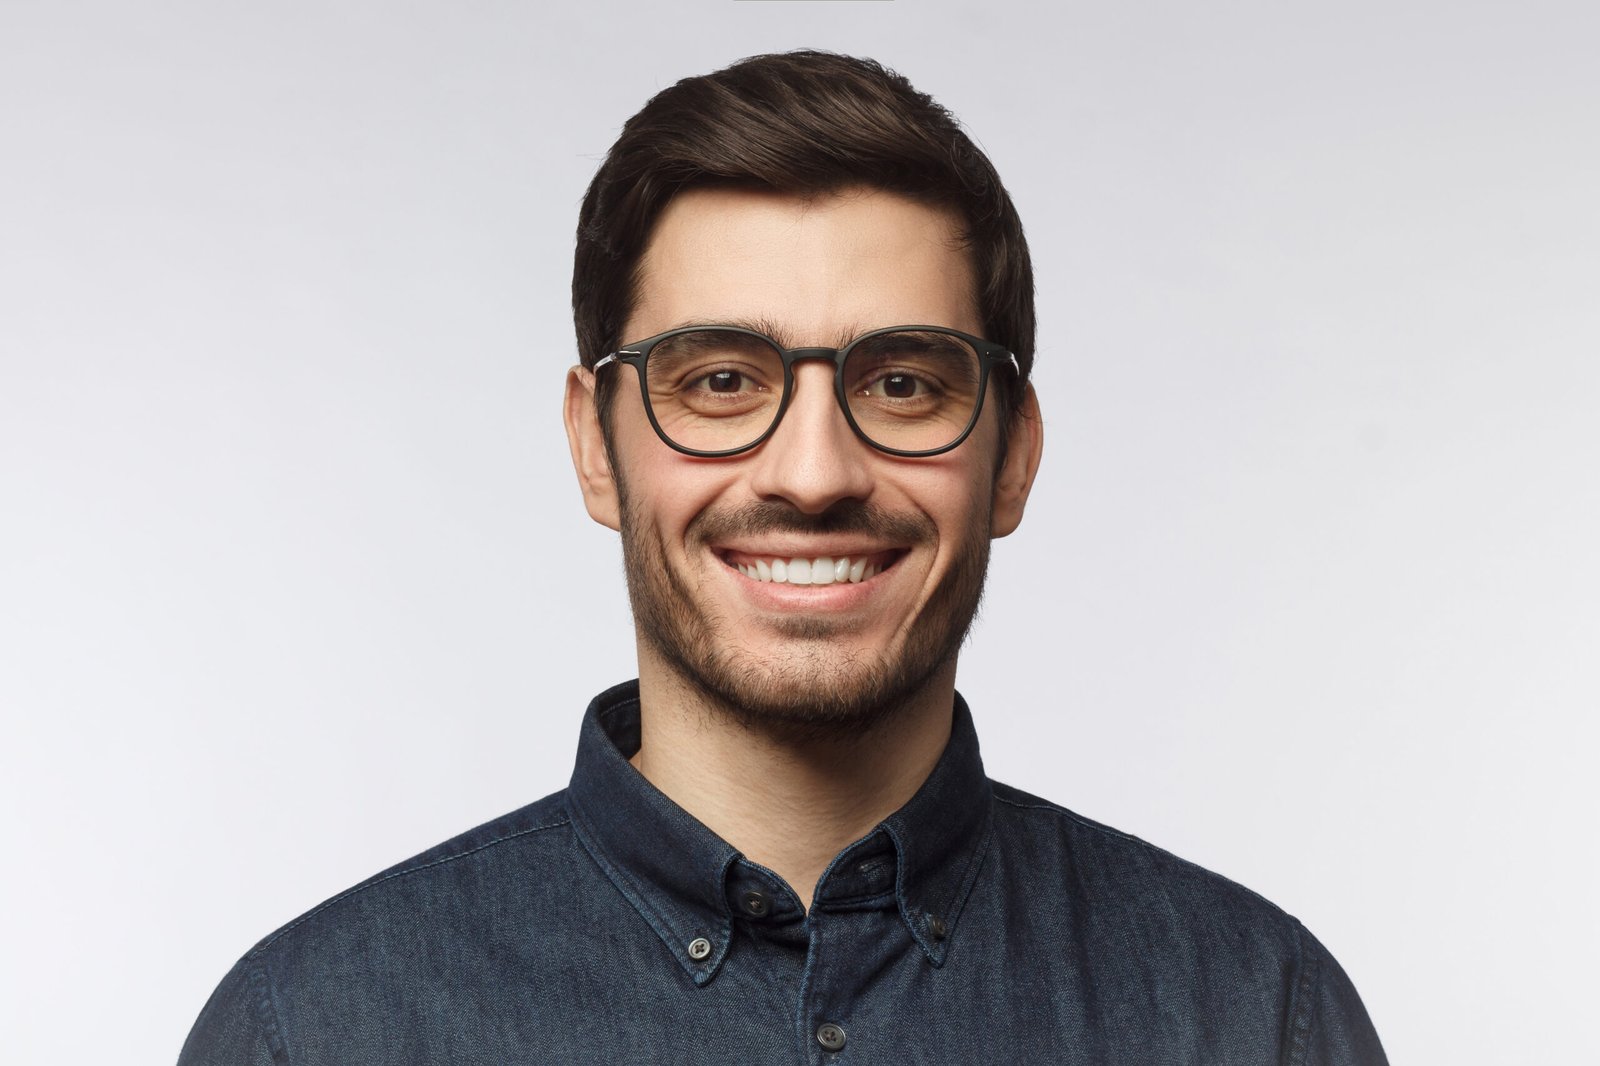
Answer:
[{"left": 564, "top": 185, "right": 1043, "bottom": 910}]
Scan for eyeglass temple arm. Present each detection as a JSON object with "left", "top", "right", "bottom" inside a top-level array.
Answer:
[{"left": 592, "top": 350, "right": 640, "bottom": 371}]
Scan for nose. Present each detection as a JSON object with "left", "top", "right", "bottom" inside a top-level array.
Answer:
[{"left": 745, "top": 360, "right": 875, "bottom": 514}]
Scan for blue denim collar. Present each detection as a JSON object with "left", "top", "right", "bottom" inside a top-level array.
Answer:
[{"left": 565, "top": 681, "right": 994, "bottom": 985}]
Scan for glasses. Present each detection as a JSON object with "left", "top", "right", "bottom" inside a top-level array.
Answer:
[{"left": 594, "top": 324, "right": 1016, "bottom": 458}]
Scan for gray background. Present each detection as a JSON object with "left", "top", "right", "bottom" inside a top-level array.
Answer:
[{"left": 3, "top": 1, "right": 1596, "bottom": 1062}]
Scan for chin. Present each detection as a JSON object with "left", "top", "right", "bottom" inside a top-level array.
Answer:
[{"left": 668, "top": 643, "right": 937, "bottom": 741}]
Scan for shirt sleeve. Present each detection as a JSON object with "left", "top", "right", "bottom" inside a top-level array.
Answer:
[
  {"left": 177, "top": 956, "right": 283, "bottom": 1066},
  {"left": 1290, "top": 925, "right": 1388, "bottom": 1066}
]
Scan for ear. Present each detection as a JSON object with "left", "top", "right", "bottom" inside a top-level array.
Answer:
[
  {"left": 564, "top": 366, "right": 622, "bottom": 531},
  {"left": 991, "top": 384, "right": 1044, "bottom": 538}
]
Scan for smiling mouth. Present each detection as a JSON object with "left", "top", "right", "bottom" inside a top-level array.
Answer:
[{"left": 718, "top": 550, "right": 903, "bottom": 586}]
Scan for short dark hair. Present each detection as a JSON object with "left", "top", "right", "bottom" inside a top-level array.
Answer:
[{"left": 572, "top": 50, "right": 1035, "bottom": 430}]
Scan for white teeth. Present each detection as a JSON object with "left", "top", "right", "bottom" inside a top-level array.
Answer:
[
  {"left": 734, "top": 554, "right": 890, "bottom": 585},
  {"left": 812, "top": 557, "right": 836, "bottom": 585}
]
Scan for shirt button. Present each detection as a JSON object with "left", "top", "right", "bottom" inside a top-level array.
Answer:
[
  {"left": 741, "top": 890, "right": 770, "bottom": 917},
  {"left": 687, "top": 937, "right": 712, "bottom": 961},
  {"left": 815, "top": 1022, "right": 847, "bottom": 1052},
  {"left": 927, "top": 913, "right": 948, "bottom": 940}
]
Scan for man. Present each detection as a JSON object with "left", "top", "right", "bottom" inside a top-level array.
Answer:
[{"left": 182, "top": 51, "right": 1386, "bottom": 1064}]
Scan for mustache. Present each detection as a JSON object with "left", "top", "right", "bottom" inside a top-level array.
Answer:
[{"left": 687, "top": 499, "right": 935, "bottom": 546}]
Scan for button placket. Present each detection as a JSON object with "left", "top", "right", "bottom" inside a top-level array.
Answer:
[
  {"left": 795, "top": 903, "right": 868, "bottom": 1063},
  {"left": 796, "top": 836, "right": 909, "bottom": 1063}
]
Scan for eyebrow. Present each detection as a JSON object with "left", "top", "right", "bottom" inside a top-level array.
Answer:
[{"left": 663, "top": 318, "right": 871, "bottom": 350}]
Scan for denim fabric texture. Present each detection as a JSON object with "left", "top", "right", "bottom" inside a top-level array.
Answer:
[{"left": 180, "top": 681, "right": 1387, "bottom": 1065}]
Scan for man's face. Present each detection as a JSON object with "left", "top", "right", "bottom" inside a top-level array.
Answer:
[{"left": 569, "top": 185, "right": 1036, "bottom": 737}]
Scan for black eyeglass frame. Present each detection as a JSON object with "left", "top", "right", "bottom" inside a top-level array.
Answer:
[{"left": 593, "top": 324, "right": 1018, "bottom": 458}]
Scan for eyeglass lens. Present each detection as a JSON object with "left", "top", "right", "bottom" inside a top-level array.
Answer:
[{"left": 642, "top": 329, "right": 984, "bottom": 454}]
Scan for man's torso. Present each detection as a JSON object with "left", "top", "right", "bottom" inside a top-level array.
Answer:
[{"left": 180, "top": 684, "right": 1384, "bottom": 1065}]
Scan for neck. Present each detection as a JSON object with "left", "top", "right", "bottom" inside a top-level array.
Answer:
[{"left": 629, "top": 653, "right": 956, "bottom": 913}]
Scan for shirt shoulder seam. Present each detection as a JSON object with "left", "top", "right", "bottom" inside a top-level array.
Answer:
[
  {"left": 251, "top": 816, "right": 572, "bottom": 955},
  {"left": 246, "top": 958, "right": 290, "bottom": 1063},
  {"left": 993, "top": 793, "right": 1145, "bottom": 843},
  {"left": 1285, "top": 919, "right": 1323, "bottom": 1066},
  {"left": 991, "top": 791, "right": 1298, "bottom": 922}
]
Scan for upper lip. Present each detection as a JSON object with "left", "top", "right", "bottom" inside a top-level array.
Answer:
[{"left": 713, "top": 541, "right": 904, "bottom": 559}]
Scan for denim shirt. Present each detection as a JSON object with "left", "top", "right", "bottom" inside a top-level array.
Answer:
[{"left": 181, "top": 681, "right": 1387, "bottom": 1065}]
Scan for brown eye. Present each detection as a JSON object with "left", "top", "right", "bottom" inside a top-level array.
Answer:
[
  {"left": 864, "top": 371, "right": 935, "bottom": 399},
  {"left": 879, "top": 373, "right": 919, "bottom": 399},
  {"left": 705, "top": 370, "right": 744, "bottom": 393}
]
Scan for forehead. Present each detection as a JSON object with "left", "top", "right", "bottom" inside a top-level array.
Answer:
[{"left": 626, "top": 185, "right": 981, "bottom": 346}]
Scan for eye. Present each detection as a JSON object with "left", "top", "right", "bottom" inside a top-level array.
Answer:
[
  {"left": 861, "top": 370, "right": 938, "bottom": 399},
  {"left": 683, "top": 366, "right": 770, "bottom": 397},
  {"left": 697, "top": 369, "right": 752, "bottom": 394},
  {"left": 666, "top": 360, "right": 778, "bottom": 417}
]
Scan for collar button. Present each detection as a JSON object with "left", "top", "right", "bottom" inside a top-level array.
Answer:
[
  {"left": 741, "top": 890, "right": 771, "bottom": 917},
  {"left": 687, "top": 937, "right": 712, "bottom": 961}
]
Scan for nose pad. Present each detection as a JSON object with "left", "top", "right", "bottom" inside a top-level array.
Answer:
[{"left": 747, "top": 361, "right": 874, "bottom": 513}]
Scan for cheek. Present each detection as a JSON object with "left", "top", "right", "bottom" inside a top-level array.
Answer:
[
  {"left": 895, "top": 450, "right": 996, "bottom": 537},
  {"left": 941, "top": 478, "right": 996, "bottom": 546},
  {"left": 616, "top": 443, "right": 737, "bottom": 548}
]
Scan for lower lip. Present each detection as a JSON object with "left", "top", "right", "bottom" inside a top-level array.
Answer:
[{"left": 720, "top": 557, "right": 898, "bottom": 610}]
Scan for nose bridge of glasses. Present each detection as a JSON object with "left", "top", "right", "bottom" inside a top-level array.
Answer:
[
  {"left": 778, "top": 346, "right": 844, "bottom": 397},
  {"left": 782, "top": 345, "right": 843, "bottom": 367},
  {"left": 788, "top": 346, "right": 850, "bottom": 397},
  {"left": 781, "top": 347, "right": 849, "bottom": 411}
]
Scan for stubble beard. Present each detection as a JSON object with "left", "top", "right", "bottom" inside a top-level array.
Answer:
[{"left": 618, "top": 492, "right": 992, "bottom": 743}]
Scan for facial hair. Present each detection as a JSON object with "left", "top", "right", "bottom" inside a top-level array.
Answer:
[{"left": 617, "top": 490, "right": 992, "bottom": 742}]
